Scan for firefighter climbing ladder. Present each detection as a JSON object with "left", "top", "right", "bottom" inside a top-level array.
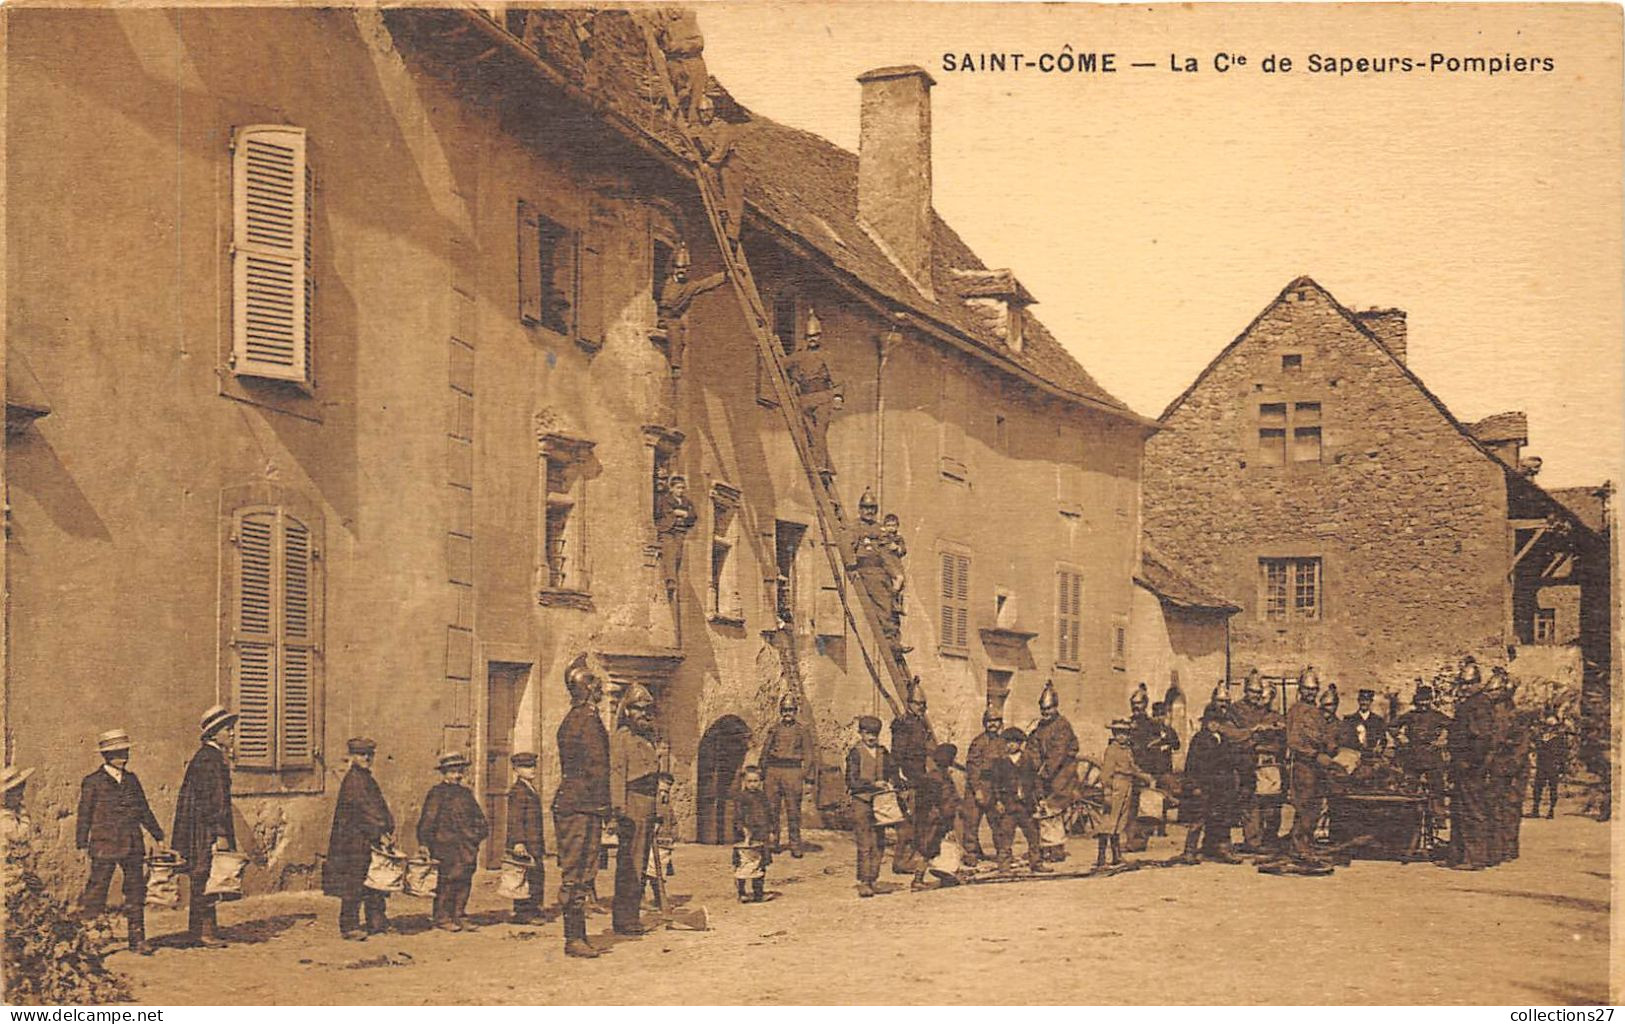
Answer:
[{"left": 638, "top": 18, "right": 904, "bottom": 719}]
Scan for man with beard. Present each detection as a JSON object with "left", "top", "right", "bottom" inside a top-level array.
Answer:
[
  {"left": 1285, "top": 671, "right": 1337, "bottom": 865},
  {"left": 959, "top": 708, "right": 1005, "bottom": 866},
  {"left": 1231, "top": 672, "right": 1287, "bottom": 854},
  {"left": 1028, "top": 681, "right": 1079, "bottom": 862},
  {"left": 759, "top": 694, "right": 816, "bottom": 857},
  {"left": 610, "top": 684, "right": 669, "bottom": 935}
]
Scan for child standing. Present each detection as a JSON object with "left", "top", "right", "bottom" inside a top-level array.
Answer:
[
  {"left": 990, "top": 727, "right": 1050, "bottom": 874},
  {"left": 845, "top": 716, "right": 900, "bottom": 898},
  {"left": 1094, "top": 720, "right": 1153, "bottom": 870},
  {"left": 910, "top": 743, "right": 962, "bottom": 890},
  {"left": 732, "top": 764, "right": 772, "bottom": 903}
]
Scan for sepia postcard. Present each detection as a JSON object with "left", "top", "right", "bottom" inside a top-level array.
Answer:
[{"left": 0, "top": 0, "right": 1620, "bottom": 1008}]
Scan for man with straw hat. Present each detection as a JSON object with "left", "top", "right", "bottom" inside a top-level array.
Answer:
[
  {"left": 1, "top": 765, "right": 38, "bottom": 862},
  {"left": 323, "top": 738, "right": 394, "bottom": 940},
  {"left": 76, "top": 728, "right": 165, "bottom": 955},
  {"left": 173, "top": 704, "right": 239, "bottom": 948},
  {"left": 416, "top": 750, "right": 488, "bottom": 932}
]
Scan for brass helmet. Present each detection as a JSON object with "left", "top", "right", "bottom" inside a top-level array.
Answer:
[
  {"left": 624, "top": 684, "right": 655, "bottom": 710},
  {"left": 1298, "top": 667, "right": 1321, "bottom": 698},
  {"left": 1038, "top": 680, "right": 1060, "bottom": 712},
  {"left": 779, "top": 693, "right": 799, "bottom": 713},
  {"left": 673, "top": 242, "right": 692, "bottom": 271},
  {"left": 1243, "top": 669, "right": 1264, "bottom": 697},
  {"left": 859, "top": 487, "right": 879, "bottom": 513},
  {"left": 1318, "top": 682, "right": 1340, "bottom": 710},
  {"left": 1129, "top": 683, "right": 1150, "bottom": 710},
  {"left": 564, "top": 653, "right": 598, "bottom": 699}
]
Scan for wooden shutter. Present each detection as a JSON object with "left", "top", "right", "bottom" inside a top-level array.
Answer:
[
  {"left": 232, "top": 126, "right": 308, "bottom": 383},
  {"left": 940, "top": 551, "right": 969, "bottom": 650},
  {"left": 280, "top": 516, "right": 316, "bottom": 767},
  {"left": 577, "top": 207, "right": 606, "bottom": 349},
  {"left": 232, "top": 510, "right": 277, "bottom": 768},
  {"left": 518, "top": 200, "right": 541, "bottom": 325}
]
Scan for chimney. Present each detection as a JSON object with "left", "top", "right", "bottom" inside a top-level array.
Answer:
[
  {"left": 1356, "top": 308, "right": 1408, "bottom": 365},
  {"left": 1469, "top": 411, "right": 1529, "bottom": 469},
  {"left": 857, "top": 65, "right": 935, "bottom": 296}
]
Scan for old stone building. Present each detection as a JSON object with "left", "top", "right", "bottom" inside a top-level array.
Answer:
[
  {"left": 2, "top": 7, "right": 1159, "bottom": 884},
  {"left": 1143, "top": 277, "right": 1611, "bottom": 738}
]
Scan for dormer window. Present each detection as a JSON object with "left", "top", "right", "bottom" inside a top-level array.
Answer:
[{"left": 949, "top": 268, "right": 1035, "bottom": 354}]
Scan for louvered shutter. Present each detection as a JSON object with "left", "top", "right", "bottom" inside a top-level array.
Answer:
[
  {"left": 279, "top": 516, "right": 316, "bottom": 767},
  {"left": 1055, "top": 570, "right": 1071, "bottom": 666},
  {"left": 232, "top": 126, "right": 309, "bottom": 383},
  {"left": 940, "top": 552, "right": 956, "bottom": 646},
  {"left": 1068, "top": 574, "right": 1082, "bottom": 664},
  {"left": 518, "top": 200, "right": 541, "bottom": 325},
  {"left": 232, "top": 510, "right": 277, "bottom": 768},
  {"left": 953, "top": 554, "right": 970, "bottom": 648},
  {"left": 577, "top": 210, "right": 605, "bottom": 349}
]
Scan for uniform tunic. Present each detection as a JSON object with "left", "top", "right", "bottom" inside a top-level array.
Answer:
[
  {"left": 611, "top": 724, "right": 665, "bottom": 929},
  {"left": 322, "top": 765, "right": 393, "bottom": 899},
  {"left": 1450, "top": 690, "right": 1495, "bottom": 867},
  {"left": 1285, "top": 702, "right": 1333, "bottom": 858},
  {"left": 1030, "top": 714, "right": 1080, "bottom": 806},
  {"left": 760, "top": 719, "right": 815, "bottom": 847},
  {"left": 960, "top": 731, "right": 1003, "bottom": 855},
  {"left": 553, "top": 702, "right": 611, "bottom": 906},
  {"left": 846, "top": 526, "right": 898, "bottom": 639}
]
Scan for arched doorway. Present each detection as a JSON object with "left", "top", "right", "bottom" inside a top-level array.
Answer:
[
  {"left": 1163, "top": 683, "right": 1190, "bottom": 762},
  {"left": 696, "top": 716, "right": 752, "bottom": 844}
]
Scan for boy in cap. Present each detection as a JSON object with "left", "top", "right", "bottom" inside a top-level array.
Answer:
[
  {"left": 845, "top": 715, "right": 901, "bottom": 897},
  {"left": 910, "top": 743, "right": 962, "bottom": 890},
  {"left": 323, "top": 738, "right": 394, "bottom": 940},
  {"left": 417, "top": 752, "right": 489, "bottom": 931},
  {"left": 173, "top": 705, "right": 239, "bottom": 948},
  {"left": 731, "top": 764, "right": 772, "bottom": 903},
  {"left": 990, "top": 727, "right": 1048, "bottom": 874},
  {"left": 506, "top": 751, "right": 546, "bottom": 923},
  {"left": 76, "top": 729, "right": 165, "bottom": 955}
]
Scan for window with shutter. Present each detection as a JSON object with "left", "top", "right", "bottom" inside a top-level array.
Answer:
[
  {"left": 709, "top": 485, "right": 744, "bottom": 624},
  {"left": 517, "top": 200, "right": 578, "bottom": 337},
  {"left": 577, "top": 206, "right": 607, "bottom": 351},
  {"left": 1055, "top": 567, "right": 1083, "bottom": 669},
  {"left": 229, "top": 505, "right": 322, "bottom": 772},
  {"left": 939, "top": 549, "right": 970, "bottom": 655},
  {"left": 940, "top": 367, "right": 969, "bottom": 482},
  {"left": 232, "top": 126, "right": 310, "bottom": 385}
]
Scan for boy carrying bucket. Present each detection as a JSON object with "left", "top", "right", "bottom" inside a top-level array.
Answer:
[
  {"left": 731, "top": 764, "right": 772, "bottom": 903},
  {"left": 506, "top": 751, "right": 546, "bottom": 924}
]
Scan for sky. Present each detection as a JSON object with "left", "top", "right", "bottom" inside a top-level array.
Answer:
[{"left": 700, "top": 2, "right": 1623, "bottom": 489}]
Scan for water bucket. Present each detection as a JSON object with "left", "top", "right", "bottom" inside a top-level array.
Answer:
[
  {"left": 1255, "top": 764, "right": 1283, "bottom": 797},
  {"left": 403, "top": 855, "right": 439, "bottom": 897},
  {"left": 497, "top": 853, "right": 535, "bottom": 900},
  {"left": 1037, "top": 811, "right": 1067, "bottom": 847},
  {"left": 871, "top": 789, "right": 906, "bottom": 827},
  {"left": 1136, "top": 787, "right": 1166, "bottom": 821},
  {"left": 1331, "top": 748, "right": 1362, "bottom": 775},
  {"left": 144, "top": 851, "right": 184, "bottom": 908},
  {"left": 203, "top": 849, "right": 250, "bottom": 897},
  {"left": 732, "top": 843, "right": 766, "bottom": 880},
  {"left": 929, "top": 833, "right": 964, "bottom": 875},
  {"left": 365, "top": 845, "right": 407, "bottom": 893}
]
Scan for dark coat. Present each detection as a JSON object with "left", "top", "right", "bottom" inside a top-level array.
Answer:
[
  {"left": 172, "top": 743, "right": 235, "bottom": 878},
  {"left": 416, "top": 781, "right": 488, "bottom": 880},
  {"left": 1030, "top": 715, "right": 1080, "bottom": 796},
  {"left": 1341, "top": 711, "right": 1388, "bottom": 753},
  {"left": 890, "top": 714, "right": 936, "bottom": 785},
  {"left": 506, "top": 780, "right": 544, "bottom": 855},
  {"left": 322, "top": 765, "right": 393, "bottom": 898},
  {"left": 732, "top": 788, "right": 773, "bottom": 842},
  {"left": 844, "top": 744, "right": 899, "bottom": 799},
  {"left": 990, "top": 753, "right": 1042, "bottom": 812},
  {"left": 1184, "top": 729, "right": 1242, "bottom": 816},
  {"left": 76, "top": 767, "right": 164, "bottom": 861},
  {"left": 554, "top": 703, "right": 611, "bottom": 815}
]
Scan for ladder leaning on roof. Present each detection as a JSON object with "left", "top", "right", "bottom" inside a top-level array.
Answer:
[{"left": 637, "top": 15, "right": 905, "bottom": 719}]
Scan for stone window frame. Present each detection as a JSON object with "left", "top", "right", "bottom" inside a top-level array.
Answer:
[
  {"left": 1532, "top": 607, "right": 1558, "bottom": 644},
  {"left": 758, "top": 290, "right": 803, "bottom": 407},
  {"left": 708, "top": 481, "right": 746, "bottom": 626},
  {"left": 1259, "top": 555, "right": 1323, "bottom": 623},
  {"left": 538, "top": 432, "right": 596, "bottom": 609},
  {"left": 1255, "top": 398, "right": 1323, "bottom": 467}
]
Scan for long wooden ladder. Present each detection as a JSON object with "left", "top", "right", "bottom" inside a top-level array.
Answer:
[{"left": 637, "top": 17, "right": 905, "bottom": 718}]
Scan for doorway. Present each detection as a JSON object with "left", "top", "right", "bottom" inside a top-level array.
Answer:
[
  {"left": 774, "top": 521, "right": 806, "bottom": 628},
  {"left": 695, "top": 716, "right": 752, "bottom": 844},
  {"left": 483, "top": 662, "right": 530, "bottom": 868}
]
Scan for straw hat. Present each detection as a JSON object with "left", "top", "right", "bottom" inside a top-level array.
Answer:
[
  {"left": 0, "top": 765, "right": 35, "bottom": 794},
  {"left": 437, "top": 752, "right": 471, "bottom": 772},
  {"left": 199, "top": 704, "right": 240, "bottom": 738},
  {"left": 97, "top": 729, "right": 132, "bottom": 753}
]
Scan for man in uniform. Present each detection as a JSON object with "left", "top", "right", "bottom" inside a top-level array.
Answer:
[
  {"left": 656, "top": 244, "right": 726, "bottom": 381},
  {"left": 692, "top": 92, "right": 744, "bottom": 252},
  {"left": 1342, "top": 689, "right": 1389, "bottom": 759},
  {"left": 611, "top": 685, "right": 668, "bottom": 935},
  {"left": 654, "top": 474, "right": 698, "bottom": 602},
  {"left": 76, "top": 728, "right": 165, "bottom": 956},
  {"left": 847, "top": 490, "right": 910, "bottom": 664},
  {"left": 1125, "top": 686, "right": 1177, "bottom": 851},
  {"left": 1393, "top": 684, "right": 1452, "bottom": 839},
  {"left": 1447, "top": 659, "right": 1494, "bottom": 870},
  {"left": 1531, "top": 711, "right": 1566, "bottom": 818},
  {"left": 759, "top": 694, "right": 816, "bottom": 857},
  {"left": 172, "top": 705, "right": 238, "bottom": 948},
  {"left": 322, "top": 737, "right": 393, "bottom": 940},
  {"left": 506, "top": 751, "right": 546, "bottom": 924},
  {"left": 879, "top": 512, "right": 908, "bottom": 632},
  {"left": 656, "top": 7, "right": 708, "bottom": 120},
  {"left": 1231, "top": 671, "right": 1287, "bottom": 853},
  {"left": 846, "top": 716, "right": 901, "bottom": 897},
  {"left": 1029, "top": 680, "right": 1079, "bottom": 862},
  {"left": 554, "top": 654, "right": 612, "bottom": 957},
  {"left": 889, "top": 678, "right": 936, "bottom": 874},
  {"left": 1285, "top": 671, "right": 1337, "bottom": 865},
  {"left": 784, "top": 313, "right": 843, "bottom": 479},
  {"left": 959, "top": 708, "right": 1005, "bottom": 866}
]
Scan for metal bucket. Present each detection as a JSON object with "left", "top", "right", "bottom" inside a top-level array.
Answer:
[
  {"left": 871, "top": 790, "right": 906, "bottom": 827},
  {"left": 203, "top": 849, "right": 250, "bottom": 897},
  {"left": 1037, "top": 811, "right": 1067, "bottom": 847},
  {"left": 1255, "top": 764, "right": 1283, "bottom": 797},
  {"left": 365, "top": 845, "right": 407, "bottom": 893},
  {"left": 144, "top": 851, "right": 184, "bottom": 908},
  {"left": 929, "top": 833, "right": 964, "bottom": 875},
  {"left": 732, "top": 843, "right": 766, "bottom": 880},
  {"left": 1136, "top": 787, "right": 1166, "bottom": 821},
  {"left": 1331, "top": 748, "right": 1362, "bottom": 774},
  {"left": 497, "top": 853, "right": 535, "bottom": 900}
]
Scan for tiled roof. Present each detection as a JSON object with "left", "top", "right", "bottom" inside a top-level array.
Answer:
[
  {"left": 1135, "top": 547, "right": 1240, "bottom": 613},
  {"left": 487, "top": 8, "right": 1134, "bottom": 416}
]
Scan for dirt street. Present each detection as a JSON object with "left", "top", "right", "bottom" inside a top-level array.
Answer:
[{"left": 112, "top": 812, "right": 1611, "bottom": 1005}]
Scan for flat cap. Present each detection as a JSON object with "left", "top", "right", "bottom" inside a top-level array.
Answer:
[
  {"left": 856, "top": 715, "right": 882, "bottom": 734},
  {"left": 346, "top": 737, "right": 377, "bottom": 755}
]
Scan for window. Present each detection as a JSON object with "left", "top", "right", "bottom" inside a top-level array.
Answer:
[
  {"left": 1533, "top": 608, "right": 1557, "bottom": 644},
  {"left": 518, "top": 200, "right": 577, "bottom": 338},
  {"left": 1111, "top": 621, "right": 1128, "bottom": 671},
  {"left": 1257, "top": 401, "right": 1322, "bottom": 465},
  {"left": 1282, "top": 353, "right": 1303, "bottom": 372},
  {"left": 939, "top": 549, "right": 971, "bottom": 655},
  {"left": 1055, "top": 567, "right": 1083, "bottom": 669},
  {"left": 227, "top": 504, "right": 321, "bottom": 772},
  {"left": 709, "top": 484, "right": 744, "bottom": 623},
  {"left": 758, "top": 293, "right": 800, "bottom": 405},
  {"left": 1261, "top": 557, "right": 1321, "bottom": 622},
  {"left": 940, "top": 368, "right": 969, "bottom": 482},
  {"left": 540, "top": 433, "right": 594, "bottom": 600},
  {"left": 231, "top": 125, "right": 312, "bottom": 385}
]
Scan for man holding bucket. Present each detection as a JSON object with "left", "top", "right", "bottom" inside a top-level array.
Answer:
[
  {"left": 75, "top": 728, "right": 165, "bottom": 956},
  {"left": 323, "top": 737, "right": 394, "bottom": 940},
  {"left": 506, "top": 751, "right": 546, "bottom": 924},
  {"left": 173, "top": 704, "right": 239, "bottom": 948},
  {"left": 1029, "top": 681, "right": 1079, "bottom": 862},
  {"left": 845, "top": 716, "right": 902, "bottom": 898},
  {"left": 611, "top": 684, "right": 668, "bottom": 936},
  {"left": 554, "top": 654, "right": 612, "bottom": 958},
  {"left": 417, "top": 752, "right": 489, "bottom": 931}
]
